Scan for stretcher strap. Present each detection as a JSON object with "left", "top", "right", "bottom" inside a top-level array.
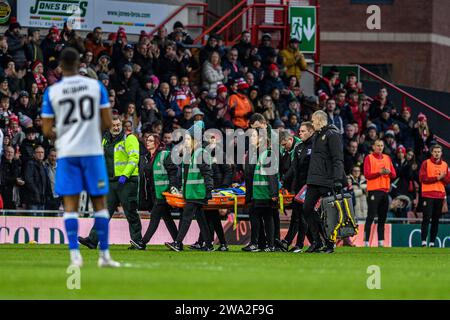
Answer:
[
  {"left": 279, "top": 192, "right": 285, "bottom": 215},
  {"left": 220, "top": 191, "right": 238, "bottom": 230},
  {"left": 343, "top": 198, "right": 358, "bottom": 235},
  {"left": 331, "top": 200, "right": 344, "bottom": 243}
]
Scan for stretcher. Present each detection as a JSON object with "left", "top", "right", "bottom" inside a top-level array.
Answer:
[{"left": 163, "top": 189, "right": 294, "bottom": 209}]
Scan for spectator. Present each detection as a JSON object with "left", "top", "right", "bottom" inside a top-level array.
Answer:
[
  {"left": 25, "top": 60, "right": 47, "bottom": 93},
  {"left": 202, "top": 51, "right": 227, "bottom": 94},
  {"left": 14, "top": 90, "right": 38, "bottom": 123},
  {"left": 0, "top": 35, "right": 10, "bottom": 73},
  {"left": 228, "top": 80, "right": 253, "bottom": 129},
  {"left": 248, "top": 54, "right": 264, "bottom": 85},
  {"left": 369, "top": 87, "right": 393, "bottom": 120},
  {"left": 153, "top": 82, "right": 181, "bottom": 126},
  {"left": 316, "top": 71, "right": 338, "bottom": 98},
  {"left": 23, "top": 145, "right": 51, "bottom": 215},
  {"left": 262, "top": 64, "right": 285, "bottom": 95},
  {"left": 199, "top": 92, "right": 219, "bottom": 130},
  {"left": 122, "top": 102, "right": 140, "bottom": 134},
  {"left": 112, "top": 64, "right": 139, "bottom": 112},
  {"left": 46, "top": 60, "right": 62, "bottom": 85},
  {"left": 222, "top": 48, "right": 244, "bottom": 81},
  {"left": 199, "top": 34, "right": 220, "bottom": 65},
  {"left": 373, "top": 106, "right": 394, "bottom": 134},
  {"left": 344, "top": 140, "right": 363, "bottom": 174},
  {"left": 260, "top": 94, "right": 280, "bottom": 126},
  {"left": 140, "top": 98, "right": 160, "bottom": 126},
  {"left": 84, "top": 27, "right": 109, "bottom": 59},
  {"left": 168, "top": 21, "right": 194, "bottom": 45},
  {"left": 216, "top": 84, "right": 231, "bottom": 124},
  {"left": 44, "top": 148, "right": 60, "bottom": 212},
  {"left": 233, "top": 31, "right": 252, "bottom": 64},
  {"left": 24, "top": 28, "right": 43, "bottom": 66},
  {"left": 344, "top": 72, "right": 363, "bottom": 95},
  {"left": 19, "top": 127, "right": 39, "bottom": 167},
  {"left": 343, "top": 123, "right": 357, "bottom": 146},
  {"left": 60, "top": 22, "right": 85, "bottom": 54},
  {"left": 133, "top": 41, "right": 155, "bottom": 78},
  {"left": 396, "top": 106, "right": 415, "bottom": 149},
  {"left": 158, "top": 43, "right": 183, "bottom": 83},
  {"left": 179, "top": 105, "right": 194, "bottom": 130},
  {"left": 258, "top": 33, "right": 276, "bottom": 67},
  {"left": 40, "top": 26, "right": 63, "bottom": 66},
  {"left": 95, "top": 52, "right": 112, "bottom": 75},
  {"left": 325, "top": 98, "right": 344, "bottom": 134},
  {"left": 335, "top": 89, "right": 354, "bottom": 126},
  {"left": 349, "top": 165, "right": 367, "bottom": 221},
  {"left": 6, "top": 19, "right": 27, "bottom": 69},
  {"left": 413, "top": 113, "right": 434, "bottom": 163},
  {"left": 280, "top": 38, "right": 307, "bottom": 81},
  {"left": 0, "top": 145, "right": 23, "bottom": 210}
]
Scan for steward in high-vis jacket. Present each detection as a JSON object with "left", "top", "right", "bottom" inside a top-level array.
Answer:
[
  {"left": 419, "top": 144, "right": 450, "bottom": 247},
  {"left": 78, "top": 116, "right": 144, "bottom": 250},
  {"left": 141, "top": 134, "right": 179, "bottom": 247},
  {"left": 242, "top": 128, "right": 279, "bottom": 252},
  {"left": 363, "top": 139, "right": 396, "bottom": 247},
  {"left": 165, "top": 125, "right": 214, "bottom": 252}
]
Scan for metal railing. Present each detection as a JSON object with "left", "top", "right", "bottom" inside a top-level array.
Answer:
[
  {"left": 305, "top": 66, "right": 450, "bottom": 150},
  {"left": 148, "top": 3, "right": 208, "bottom": 37}
]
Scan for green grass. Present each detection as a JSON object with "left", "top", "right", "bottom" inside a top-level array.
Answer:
[{"left": 0, "top": 245, "right": 449, "bottom": 299}]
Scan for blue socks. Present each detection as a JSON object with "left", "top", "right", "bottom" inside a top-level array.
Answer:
[
  {"left": 64, "top": 212, "right": 79, "bottom": 250},
  {"left": 94, "top": 209, "right": 110, "bottom": 251}
]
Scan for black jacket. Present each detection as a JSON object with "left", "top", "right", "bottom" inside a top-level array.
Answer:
[
  {"left": 0, "top": 158, "right": 21, "bottom": 207},
  {"left": 211, "top": 151, "right": 233, "bottom": 189},
  {"left": 282, "top": 136, "right": 313, "bottom": 193},
  {"left": 141, "top": 149, "right": 179, "bottom": 207},
  {"left": 244, "top": 148, "right": 279, "bottom": 207},
  {"left": 307, "top": 125, "right": 346, "bottom": 188},
  {"left": 23, "top": 159, "right": 51, "bottom": 205}
]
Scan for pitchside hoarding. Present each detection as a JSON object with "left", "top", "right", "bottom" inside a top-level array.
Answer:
[
  {"left": 17, "top": 0, "right": 187, "bottom": 34},
  {"left": 0, "top": 217, "right": 391, "bottom": 247},
  {"left": 391, "top": 224, "right": 450, "bottom": 248}
]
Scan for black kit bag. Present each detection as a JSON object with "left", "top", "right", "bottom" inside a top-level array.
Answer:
[{"left": 320, "top": 191, "right": 359, "bottom": 243}]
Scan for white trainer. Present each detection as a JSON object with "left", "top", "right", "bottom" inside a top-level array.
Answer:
[
  {"left": 69, "top": 257, "right": 83, "bottom": 268},
  {"left": 98, "top": 257, "right": 121, "bottom": 268}
]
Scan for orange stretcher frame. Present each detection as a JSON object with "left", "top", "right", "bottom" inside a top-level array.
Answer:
[{"left": 163, "top": 191, "right": 294, "bottom": 210}]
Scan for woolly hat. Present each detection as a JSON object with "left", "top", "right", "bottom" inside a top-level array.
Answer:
[
  {"left": 396, "top": 145, "right": 406, "bottom": 155},
  {"left": 402, "top": 106, "right": 412, "bottom": 114},
  {"left": 217, "top": 84, "right": 228, "bottom": 94},
  {"left": 268, "top": 63, "right": 279, "bottom": 72},
  {"left": 418, "top": 113, "right": 427, "bottom": 122}
]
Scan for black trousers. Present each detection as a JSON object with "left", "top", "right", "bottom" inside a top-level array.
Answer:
[
  {"left": 303, "top": 185, "right": 331, "bottom": 245},
  {"left": 143, "top": 203, "right": 178, "bottom": 244},
  {"left": 273, "top": 210, "right": 281, "bottom": 240},
  {"left": 176, "top": 202, "right": 212, "bottom": 245},
  {"left": 89, "top": 180, "right": 142, "bottom": 245},
  {"left": 197, "top": 210, "right": 227, "bottom": 245},
  {"left": 364, "top": 190, "right": 389, "bottom": 241},
  {"left": 421, "top": 197, "right": 444, "bottom": 243},
  {"left": 284, "top": 202, "right": 309, "bottom": 247},
  {"left": 250, "top": 205, "right": 275, "bottom": 247}
]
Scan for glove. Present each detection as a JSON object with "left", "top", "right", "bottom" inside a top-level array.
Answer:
[
  {"left": 118, "top": 176, "right": 128, "bottom": 185},
  {"left": 334, "top": 182, "right": 343, "bottom": 192}
]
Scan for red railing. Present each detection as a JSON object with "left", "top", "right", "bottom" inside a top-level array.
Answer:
[
  {"left": 193, "top": 0, "right": 248, "bottom": 45},
  {"left": 306, "top": 67, "right": 450, "bottom": 149},
  {"left": 149, "top": 3, "right": 208, "bottom": 37}
]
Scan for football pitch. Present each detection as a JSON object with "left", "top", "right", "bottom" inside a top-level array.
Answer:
[{"left": 0, "top": 245, "right": 449, "bottom": 300}]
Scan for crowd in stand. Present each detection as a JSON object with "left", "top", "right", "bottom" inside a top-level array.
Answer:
[{"left": 0, "top": 19, "right": 447, "bottom": 222}]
